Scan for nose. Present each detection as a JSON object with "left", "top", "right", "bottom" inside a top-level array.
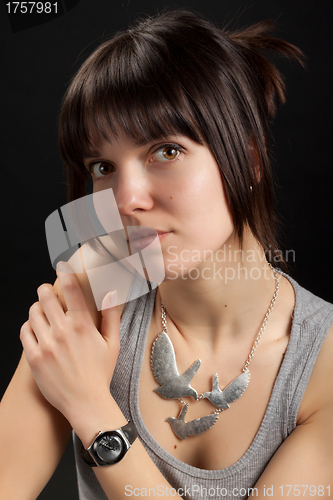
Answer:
[{"left": 114, "top": 163, "right": 154, "bottom": 216}]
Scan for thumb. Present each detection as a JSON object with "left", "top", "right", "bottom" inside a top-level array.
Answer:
[{"left": 100, "top": 291, "right": 120, "bottom": 347}]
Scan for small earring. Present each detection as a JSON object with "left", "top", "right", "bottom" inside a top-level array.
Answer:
[{"left": 250, "top": 186, "right": 253, "bottom": 192}]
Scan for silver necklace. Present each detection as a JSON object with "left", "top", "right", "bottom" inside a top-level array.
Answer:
[{"left": 151, "top": 265, "right": 280, "bottom": 440}]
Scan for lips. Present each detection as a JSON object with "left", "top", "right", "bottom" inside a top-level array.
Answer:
[
  {"left": 127, "top": 228, "right": 170, "bottom": 251},
  {"left": 128, "top": 228, "right": 158, "bottom": 241}
]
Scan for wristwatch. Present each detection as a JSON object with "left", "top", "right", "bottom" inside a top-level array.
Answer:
[{"left": 81, "top": 421, "right": 138, "bottom": 467}]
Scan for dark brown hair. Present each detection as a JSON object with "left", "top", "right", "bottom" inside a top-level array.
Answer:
[{"left": 58, "top": 10, "right": 304, "bottom": 258}]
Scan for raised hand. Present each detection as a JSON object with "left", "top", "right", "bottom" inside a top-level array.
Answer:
[{"left": 20, "top": 261, "right": 121, "bottom": 432}]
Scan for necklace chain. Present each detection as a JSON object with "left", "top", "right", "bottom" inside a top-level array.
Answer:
[
  {"left": 161, "top": 263, "right": 279, "bottom": 376},
  {"left": 243, "top": 264, "right": 280, "bottom": 370}
]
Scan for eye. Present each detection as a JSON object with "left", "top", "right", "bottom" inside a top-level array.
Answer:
[
  {"left": 152, "top": 144, "right": 183, "bottom": 162},
  {"left": 90, "top": 162, "right": 114, "bottom": 179}
]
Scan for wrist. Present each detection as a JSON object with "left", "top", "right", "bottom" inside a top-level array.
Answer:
[
  {"left": 82, "top": 422, "right": 138, "bottom": 467},
  {"left": 68, "top": 393, "right": 127, "bottom": 449}
]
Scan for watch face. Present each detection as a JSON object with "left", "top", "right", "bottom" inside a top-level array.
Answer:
[{"left": 95, "top": 433, "right": 124, "bottom": 463}]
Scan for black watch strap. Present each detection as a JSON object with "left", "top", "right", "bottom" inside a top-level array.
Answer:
[
  {"left": 120, "top": 421, "right": 138, "bottom": 445},
  {"left": 81, "top": 445, "right": 98, "bottom": 466},
  {"left": 81, "top": 421, "right": 137, "bottom": 467}
]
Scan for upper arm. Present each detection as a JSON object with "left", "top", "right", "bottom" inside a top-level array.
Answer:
[
  {"left": 254, "top": 324, "right": 333, "bottom": 498},
  {"left": 0, "top": 352, "right": 72, "bottom": 500}
]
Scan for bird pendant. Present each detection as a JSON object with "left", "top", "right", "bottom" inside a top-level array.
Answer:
[
  {"left": 166, "top": 404, "right": 219, "bottom": 440},
  {"left": 202, "top": 370, "right": 250, "bottom": 409},
  {"left": 151, "top": 331, "right": 201, "bottom": 400},
  {"left": 151, "top": 331, "right": 251, "bottom": 439}
]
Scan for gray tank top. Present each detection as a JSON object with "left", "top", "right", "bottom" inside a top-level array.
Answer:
[{"left": 73, "top": 273, "right": 333, "bottom": 499}]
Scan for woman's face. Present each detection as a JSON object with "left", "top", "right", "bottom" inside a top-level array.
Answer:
[{"left": 83, "top": 133, "right": 235, "bottom": 280}]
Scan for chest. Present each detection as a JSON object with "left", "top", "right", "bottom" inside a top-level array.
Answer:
[{"left": 138, "top": 323, "right": 290, "bottom": 470}]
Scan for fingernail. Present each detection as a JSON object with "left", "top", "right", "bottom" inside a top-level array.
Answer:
[
  {"left": 101, "top": 291, "right": 118, "bottom": 310},
  {"left": 56, "top": 261, "right": 72, "bottom": 273}
]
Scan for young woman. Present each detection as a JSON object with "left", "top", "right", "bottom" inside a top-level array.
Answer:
[{"left": 1, "top": 10, "right": 333, "bottom": 500}]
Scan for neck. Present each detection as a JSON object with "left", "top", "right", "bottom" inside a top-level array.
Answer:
[{"left": 157, "top": 231, "right": 278, "bottom": 348}]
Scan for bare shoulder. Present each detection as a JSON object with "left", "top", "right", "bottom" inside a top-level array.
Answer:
[{"left": 297, "top": 322, "right": 333, "bottom": 424}]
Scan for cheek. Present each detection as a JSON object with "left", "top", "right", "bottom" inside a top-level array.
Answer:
[
  {"left": 159, "top": 163, "right": 235, "bottom": 279},
  {"left": 158, "top": 155, "right": 234, "bottom": 248},
  {"left": 164, "top": 187, "right": 234, "bottom": 272},
  {"left": 179, "top": 171, "right": 233, "bottom": 234}
]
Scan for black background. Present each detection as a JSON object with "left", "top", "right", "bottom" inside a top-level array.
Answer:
[{"left": 0, "top": 0, "right": 332, "bottom": 498}]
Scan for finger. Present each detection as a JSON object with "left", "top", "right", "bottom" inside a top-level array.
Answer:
[
  {"left": 20, "top": 320, "right": 39, "bottom": 359},
  {"left": 56, "top": 261, "right": 91, "bottom": 315},
  {"left": 37, "top": 283, "right": 66, "bottom": 324},
  {"left": 28, "top": 302, "right": 50, "bottom": 342},
  {"left": 100, "top": 291, "right": 120, "bottom": 347}
]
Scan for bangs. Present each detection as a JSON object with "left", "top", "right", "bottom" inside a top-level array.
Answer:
[{"left": 58, "top": 30, "right": 204, "bottom": 170}]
